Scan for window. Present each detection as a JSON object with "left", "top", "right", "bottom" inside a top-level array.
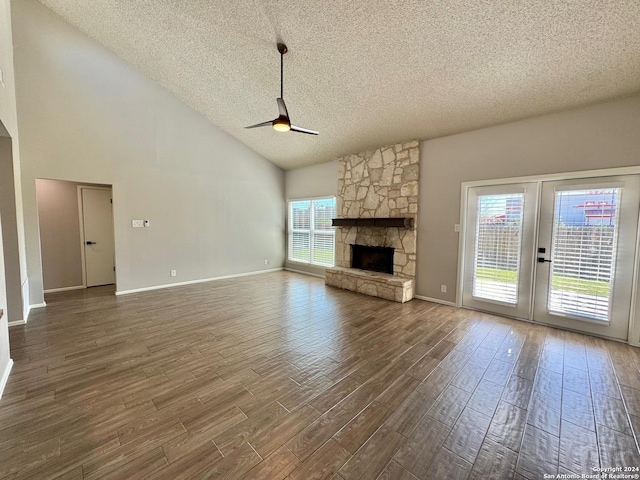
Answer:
[
  {"left": 472, "top": 193, "right": 524, "bottom": 305},
  {"left": 547, "top": 188, "right": 620, "bottom": 322},
  {"left": 289, "top": 197, "right": 336, "bottom": 266}
]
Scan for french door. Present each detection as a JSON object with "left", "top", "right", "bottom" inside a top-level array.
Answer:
[
  {"left": 462, "top": 174, "right": 640, "bottom": 341},
  {"left": 461, "top": 183, "right": 538, "bottom": 320}
]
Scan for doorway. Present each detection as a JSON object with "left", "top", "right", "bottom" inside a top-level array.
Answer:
[
  {"left": 36, "top": 180, "right": 115, "bottom": 292},
  {"left": 460, "top": 171, "right": 640, "bottom": 341}
]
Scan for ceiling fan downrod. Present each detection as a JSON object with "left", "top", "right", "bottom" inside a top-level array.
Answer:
[{"left": 278, "top": 42, "right": 287, "bottom": 99}]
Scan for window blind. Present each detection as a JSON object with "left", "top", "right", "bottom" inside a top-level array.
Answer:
[
  {"left": 472, "top": 193, "right": 524, "bottom": 305},
  {"left": 548, "top": 189, "right": 620, "bottom": 322},
  {"left": 290, "top": 200, "right": 311, "bottom": 262},
  {"left": 289, "top": 198, "right": 336, "bottom": 267}
]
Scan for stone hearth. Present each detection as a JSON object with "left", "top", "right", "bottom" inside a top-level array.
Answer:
[
  {"left": 326, "top": 141, "right": 420, "bottom": 303},
  {"left": 325, "top": 267, "right": 414, "bottom": 303}
]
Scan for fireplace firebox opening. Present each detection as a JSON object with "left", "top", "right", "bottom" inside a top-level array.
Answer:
[{"left": 351, "top": 244, "right": 394, "bottom": 275}]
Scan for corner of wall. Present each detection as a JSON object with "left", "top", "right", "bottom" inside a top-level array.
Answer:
[{"left": 0, "top": 357, "right": 13, "bottom": 399}]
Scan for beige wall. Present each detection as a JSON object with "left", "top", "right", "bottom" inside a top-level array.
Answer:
[
  {"left": 13, "top": 0, "right": 285, "bottom": 302},
  {"left": 0, "top": 0, "right": 17, "bottom": 138},
  {"left": 284, "top": 160, "right": 338, "bottom": 276},
  {"left": 35, "top": 179, "right": 86, "bottom": 291},
  {"left": 286, "top": 160, "right": 338, "bottom": 200},
  {"left": 285, "top": 95, "right": 640, "bottom": 342},
  {"left": 417, "top": 95, "right": 640, "bottom": 303},
  {"left": 0, "top": 137, "right": 22, "bottom": 320},
  {"left": 0, "top": 0, "right": 28, "bottom": 389},
  {"left": 0, "top": 212, "right": 8, "bottom": 389},
  {"left": 0, "top": 0, "right": 19, "bottom": 372},
  {"left": 0, "top": 0, "right": 26, "bottom": 286}
]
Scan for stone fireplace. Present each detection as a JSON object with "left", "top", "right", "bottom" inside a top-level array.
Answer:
[{"left": 325, "top": 141, "right": 420, "bottom": 303}]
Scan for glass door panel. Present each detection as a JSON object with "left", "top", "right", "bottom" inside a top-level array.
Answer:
[
  {"left": 533, "top": 176, "right": 640, "bottom": 340},
  {"left": 472, "top": 193, "right": 524, "bottom": 305},
  {"left": 548, "top": 188, "right": 619, "bottom": 322},
  {"left": 462, "top": 184, "right": 538, "bottom": 320}
]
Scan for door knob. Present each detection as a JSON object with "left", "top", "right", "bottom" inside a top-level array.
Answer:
[{"left": 86, "top": 241, "right": 97, "bottom": 245}]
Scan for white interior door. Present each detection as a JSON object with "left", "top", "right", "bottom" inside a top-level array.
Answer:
[
  {"left": 461, "top": 183, "right": 538, "bottom": 319},
  {"left": 532, "top": 175, "right": 640, "bottom": 340},
  {"left": 81, "top": 187, "right": 115, "bottom": 287}
]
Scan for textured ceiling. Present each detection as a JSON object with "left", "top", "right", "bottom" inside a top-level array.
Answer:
[{"left": 37, "top": 0, "right": 640, "bottom": 170}]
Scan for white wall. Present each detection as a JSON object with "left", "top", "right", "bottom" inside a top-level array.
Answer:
[
  {"left": 13, "top": 0, "right": 285, "bottom": 301},
  {"left": 35, "top": 179, "right": 88, "bottom": 291},
  {"left": 284, "top": 160, "right": 338, "bottom": 276}
]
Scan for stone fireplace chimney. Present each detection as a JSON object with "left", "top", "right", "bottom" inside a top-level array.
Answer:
[{"left": 325, "top": 141, "right": 420, "bottom": 302}]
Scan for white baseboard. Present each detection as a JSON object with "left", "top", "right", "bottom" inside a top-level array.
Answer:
[
  {"left": 0, "top": 359, "right": 13, "bottom": 400},
  {"left": 284, "top": 267, "right": 325, "bottom": 279},
  {"left": 115, "top": 268, "right": 284, "bottom": 296},
  {"left": 414, "top": 295, "right": 457, "bottom": 307},
  {"left": 9, "top": 302, "right": 47, "bottom": 327},
  {"left": 44, "top": 285, "right": 84, "bottom": 293}
]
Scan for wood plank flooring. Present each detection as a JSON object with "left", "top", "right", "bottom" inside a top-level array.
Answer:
[{"left": 2, "top": 271, "right": 640, "bottom": 479}]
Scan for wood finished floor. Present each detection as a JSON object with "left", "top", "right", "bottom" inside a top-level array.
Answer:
[{"left": 2, "top": 271, "right": 640, "bottom": 479}]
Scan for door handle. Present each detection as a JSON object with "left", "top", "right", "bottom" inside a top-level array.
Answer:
[
  {"left": 537, "top": 257, "right": 551, "bottom": 263},
  {"left": 86, "top": 241, "right": 97, "bottom": 245}
]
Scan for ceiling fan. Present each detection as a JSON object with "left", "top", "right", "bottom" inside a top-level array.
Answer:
[{"left": 245, "top": 43, "right": 319, "bottom": 135}]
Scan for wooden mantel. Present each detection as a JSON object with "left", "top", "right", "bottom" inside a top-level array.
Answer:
[{"left": 331, "top": 217, "right": 414, "bottom": 229}]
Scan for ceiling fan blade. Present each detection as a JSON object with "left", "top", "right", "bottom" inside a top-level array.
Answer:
[
  {"left": 245, "top": 120, "right": 273, "bottom": 129},
  {"left": 277, "top": 98, "right": 289, "bottom": 119},
  {"left": 290, "top": 125, "right": 319, "bottom": 135}
]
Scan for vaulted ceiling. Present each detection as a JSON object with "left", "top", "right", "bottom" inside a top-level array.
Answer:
[{"left": 37, "top": 0, "right": 640, "bottom": 170}]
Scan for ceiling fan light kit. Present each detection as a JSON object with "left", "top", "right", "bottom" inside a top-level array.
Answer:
[
  {"left": 245, "top": 43, "right": 319, "bottom": 136},
  {"left": 272, "top": 119, "right": 291, "bottom": 132}
]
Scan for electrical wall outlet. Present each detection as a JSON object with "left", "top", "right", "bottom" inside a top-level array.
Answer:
[
  {"left": 454, "top": 224, "right": 460, "bottom": 232},
  {"left": 441, "top": 284, "right": 447, "bottom": 293},
  {"left": 132, "top": 220, "right": 144, "bottom": 228},
  {"left": 264, "top": 259, "right": 269, "bottom": 265},
  {"left": 170, "top": 270, "right": 177, "bottom": 277}
]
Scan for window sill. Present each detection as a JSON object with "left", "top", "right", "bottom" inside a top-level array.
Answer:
[{"left": 286, "top": 259, "right": 334, "bottom": 268}]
